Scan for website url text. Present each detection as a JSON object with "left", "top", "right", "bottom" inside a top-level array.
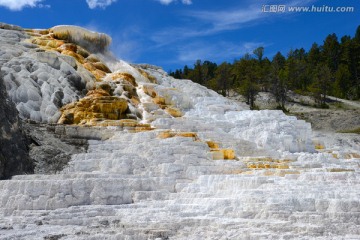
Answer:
[{"left": 262, "top": 5, "right": 355, "bottom": 13}]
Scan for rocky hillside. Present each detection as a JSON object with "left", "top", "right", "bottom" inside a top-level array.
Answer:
[
  {"left": 229, "top": 90, "right": 360, "bottom": 133},
  {"left": 0, "top": 23, "right": 359, "bottom": 239},
  {"left": 0, "top": 70, "right": 32, "bottom": 179}
]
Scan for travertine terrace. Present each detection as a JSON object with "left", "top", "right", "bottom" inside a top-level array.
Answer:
[{"left": 0, "top": 23, "right": 359, "bottom": 239}]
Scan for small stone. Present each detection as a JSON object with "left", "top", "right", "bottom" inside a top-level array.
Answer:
[{"left": 34, "top": 220, "right": 43, "bottom": 226}]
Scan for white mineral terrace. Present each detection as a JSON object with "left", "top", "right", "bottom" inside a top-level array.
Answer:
[
  {"left": 0, "top": 127, "right": 359, "bottom": 239},
  {"left": 0, "top": 45, "right": 359, "bottom": 239}
]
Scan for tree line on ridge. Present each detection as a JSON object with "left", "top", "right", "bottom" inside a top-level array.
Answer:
[{"left": 169, "top": 26, "right": 360, "bottom": 110}]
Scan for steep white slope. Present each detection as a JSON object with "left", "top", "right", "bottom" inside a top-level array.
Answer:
[{"left": 102, "top": 62, "right": 314, "bottom": 153}]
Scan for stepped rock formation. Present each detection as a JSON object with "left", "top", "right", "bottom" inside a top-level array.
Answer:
[
  {"left": 58, "top": 89, "right": 129, "bottom": 125},
  {"left": 0, "top": 23, "right": 359, "bottom": 239}
]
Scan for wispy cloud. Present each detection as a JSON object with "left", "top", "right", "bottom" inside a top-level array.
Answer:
[
  {"left": 0, "top": 0, "right": 45, "bottom": 11},
  {"left": 151, "top": 0, "right": 317, "bottom": 47},
  {"left": 185, "top": 6, "right": 262, "bottom": 29},
  {"left": 182, "top": 0, "right": 317, "bottom": 35},
  {"left": 176, "top": 41, "right": 264, "bottom": 63},
  {"left": 150, "top": 6, "right": 263, "bottom": 47},
  {"left": 86, "top": 0, "right": 117, "bottom": 9},
  {"left": 156, "top": 0, "right": 192, "bottom": 5},
  {"left": 85, "top": 0, "right": 192, "bottom": 9},
  {"left": 38, "top": 3, "right": 50, "bottom": 8}
]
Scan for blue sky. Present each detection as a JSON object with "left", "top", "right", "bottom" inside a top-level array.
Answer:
[{"left": 0, "top": 0, "right": 359, "bottom": 71}]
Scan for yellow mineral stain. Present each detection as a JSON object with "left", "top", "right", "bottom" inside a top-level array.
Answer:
[
  {"left": 138, "top": 68, "right": 157, "bottom": 83},
  {"left": 110, "top": 72, "right": 137, "bottom": 86},
  {"left": 246, "top": 162, "right": 290, "bottom": 169},
  {"left": 153, "top": 96, "right": 166, "bottom": 105},
  {"left": 142, "top": 85, "right": 157, "bottom": 98},
  {"left": 206, "top": 141, "right": 220, "bottom": 149},
  {"left": 58, "top": 89, "right": 128, "bottom": 125},
  {"left": 158, "top": 131, "right": 198, "bottom": 140},
  {"left": 211, "top": 149, "right": 236, "bottom": 160},
  {"left": 92, "top": 62, "right": 111, "bottom": 73},
  {"left": 314, "top": 143, "right": 325, "bottom": 150},
  {"left": 62, "top": 50, "right": 85, "bottom": 64},
  {"left": 165, "top": 107, "right": 183, "bottom": 118},
  {"left": 329, "top": 168, "right": 355, "bottom": 172}
]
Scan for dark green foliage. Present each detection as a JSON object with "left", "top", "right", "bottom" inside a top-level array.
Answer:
[
  {"left": 334, "top": 64, "right": 352, "bottom": 99},
  {"left": 310, "top": 64, "right": 332, "bottom": 107},
  {"left": 233, "top": 57, "right": 260, "bottom": 109},
  {"left": 322, "top": 34, "right": 340, "bottom": 72},
  {"left": 214, "top": 62, "right": 232, "bottom": 96},
  {"left": 270, "top": 52, "right": 287, "bottom": 110},
  {"left": 253, "top": 47, "right": 264, "bottom": 62},
  {"left": 169, "top": 26, "right": 360, "bottom": 107},
  {"left": 308, "top": 43, "right": 321, "bottom": 66},
  {"left": 239, "top": 77, "right": 260, "bottom": 109}
]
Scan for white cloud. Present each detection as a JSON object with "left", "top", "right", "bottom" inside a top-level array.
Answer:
[
  {"left": 152, "top": 0, "right": 317, "bottom": 47},
  {"left": 0, "top": 0, "right": 44, "bottom": 11},
  {"left": 157, "top": 0, "right": 172, "bottom": 4},
  {"left": 176, "top": 41, "right": 264, "bottom": 63},
  {"left": 182, "top": 0, "right": 192, "bottom": 4},
  {"left": 186, "top": 7, "right": 262, "bottom": 29},
  {"left": 38, "top": 3, "right": 50, "bottom": 8},
  {"left": 86, "top": 0, "right": 117, "bottom": 9},
  {"left": 156, "top": 0, "right": 192, "bottom": 5},
  {"left": 150, "top": 16, "right": 256, "bottom": 48},
  {"left": 184, "top": 0, "right": 317, "bottom": 29},
  {"left": 150, "top": 5, "right": 265, "bottom": 47}
]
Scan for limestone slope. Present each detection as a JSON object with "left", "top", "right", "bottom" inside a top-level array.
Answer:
[{"left": 0, "top": 23, "right": 359, "bottom": 239}]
